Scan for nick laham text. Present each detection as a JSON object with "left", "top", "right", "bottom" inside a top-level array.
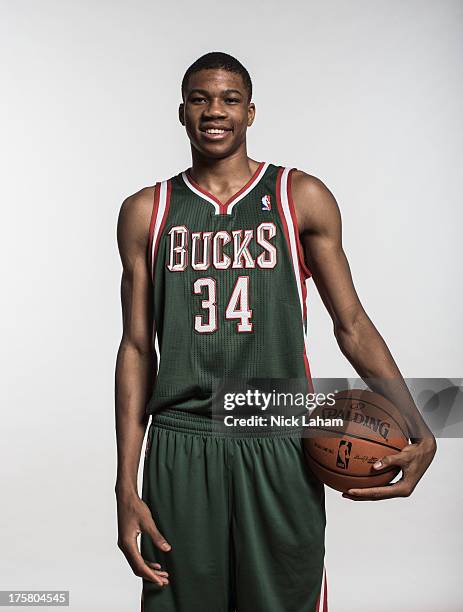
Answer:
[{"left": 223, "top": 415, "right": 343, "bottom": 427}]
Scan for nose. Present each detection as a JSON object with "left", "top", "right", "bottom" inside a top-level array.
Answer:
[{"left": 203, "top": 97, "right": 227, "bottom": 118}]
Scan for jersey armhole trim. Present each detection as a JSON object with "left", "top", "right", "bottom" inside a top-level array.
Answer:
[
  {"left": 287, "top": 168, "right": 312, "bottom": 280},
  {"left": 150, "top": 179, "right": 172, "bottom": 283},
  {"left": 147, "top": 182, "right": 161, "bottom": 277}
]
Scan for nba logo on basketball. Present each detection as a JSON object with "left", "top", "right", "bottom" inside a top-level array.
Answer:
[
  {"left": 261, "top": 194, "right": 271, "bottom": 211},
  {"left": 336, "top": 440, "right": 352, "bottom": 469}
]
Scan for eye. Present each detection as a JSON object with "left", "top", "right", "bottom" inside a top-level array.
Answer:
[
  {"left": 190, "top": 96, "right": 206, "bottom": 103},
  {"left": 226, "top": 97, "right": 240, "bottom": 104}
]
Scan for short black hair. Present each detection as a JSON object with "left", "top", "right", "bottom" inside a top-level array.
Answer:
[{"left": 181, "top": 52, "right": 253, "bottom": 102}]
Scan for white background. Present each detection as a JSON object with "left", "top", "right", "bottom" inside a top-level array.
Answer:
[{"left": 1, "top": 1, "right": 462, "bottom": 610}]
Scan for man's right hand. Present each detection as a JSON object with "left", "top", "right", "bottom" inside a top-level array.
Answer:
[{"left": 116, "top": 490, "right": 171, "bottom": 587}]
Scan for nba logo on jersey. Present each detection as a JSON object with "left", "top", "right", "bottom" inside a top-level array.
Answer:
[{"left": 261, "top": 194, "right": 271, "bottom": 211}]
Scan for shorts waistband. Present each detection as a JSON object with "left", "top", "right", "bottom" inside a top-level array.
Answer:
[{"left": 150, "top": 409, "right": 304, "bottom": 438}]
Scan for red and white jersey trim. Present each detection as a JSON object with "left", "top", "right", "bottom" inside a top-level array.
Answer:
[
  {"left": 181, "top": 162, "right": 269, "bottom": 215},
  {"left": 277, "top": 167, "right": 308, "bottom": 319},
  {"left": 148, "top": 180, "right": 172, "bottom": 281},
  {"left": 276, "top": 166, "right": 313, "bottom": 389},
  {"left": 147, "top": 180, "right": 172, "bottom": 357},
  {"left": 315, "top": 565, "right": 328, "bottom": 612}
]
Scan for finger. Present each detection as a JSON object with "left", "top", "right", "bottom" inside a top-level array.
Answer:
[
  {"left": 145, "top": 567, "right": 169, "bottom": 584},
  {"left": 151, "top": 573, "right": 169, "bottom": 585},
  {"left": 342, "top": 481, "right": 412, "bottom": 501},
  {"left": 119, "top": 538, "right": 166, "bottom": 586},
  {"left": 145, "top": 524, "right": 172, "bottom": 552},
  {"left": 373, "top": 452, "right": 407, "bottom": 471},
  {"left": 147, "top": 568, "right": 169, "bottom": 578},
  {"left": 147, "top": 562, "right": 169, "bottom": 573},
  {"left": 146, "top": 562, "right": 169, "bottom": 577}
]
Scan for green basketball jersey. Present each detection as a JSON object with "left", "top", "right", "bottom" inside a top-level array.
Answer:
[{"left": 145, "top": 162, "right": 313, "bottom": 415}]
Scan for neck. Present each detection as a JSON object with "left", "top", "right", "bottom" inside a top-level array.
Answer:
[{"left": 189, "top": 146, "right": 259, "bottom": 191}]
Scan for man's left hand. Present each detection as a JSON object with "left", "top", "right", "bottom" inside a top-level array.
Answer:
[{"left": 342, "top": 438, "right": 437, "bottom": 501}]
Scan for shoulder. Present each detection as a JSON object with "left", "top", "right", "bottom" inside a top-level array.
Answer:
[
  {"left": 117, "top": 186, "right": 156, "bottom": 258},
  {"left": 289, "top": 169, "right": 341, "bottom": 234},
  {"left": 119, "top": 186, "right": 156, "bottom": 229},
  {"left": 290, "top": 169, "right": 330, "bottom": 199}
]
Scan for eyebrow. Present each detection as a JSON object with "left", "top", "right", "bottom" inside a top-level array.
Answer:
[{"left": 188, "top": 88, "right": 243, "bottom": 97}]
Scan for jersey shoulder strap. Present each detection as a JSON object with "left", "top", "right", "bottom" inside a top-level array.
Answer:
[
  {"left": 275, "top": 166, "right": 312, "bottom": 279},
  {"left": 147, "top": 179, "right": 173, "bottom": 279}
]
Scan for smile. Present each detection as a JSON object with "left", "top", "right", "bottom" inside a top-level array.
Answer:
[{"left": 200, "top": 128, "right": 231, "bottom": 140}]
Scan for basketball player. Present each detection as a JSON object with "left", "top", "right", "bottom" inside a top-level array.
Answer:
[{"left": 115, "top": 52, "right": 436, "bottom": 612}]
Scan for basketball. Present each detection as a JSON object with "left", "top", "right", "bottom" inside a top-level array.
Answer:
[{"left": 303, "top": 389, "right": 409, "bottom": 492}]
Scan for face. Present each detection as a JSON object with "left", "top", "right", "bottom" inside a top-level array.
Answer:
[{"left": 179, "top": 68, "right": 255, "bottom": 159}]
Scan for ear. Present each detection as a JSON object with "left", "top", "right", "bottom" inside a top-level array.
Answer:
[
  {"left": 179, "top": 103, "right": 185, "bottom": 126},
  {"left": 247, "top": 102, "right": 256, "bottom": 127}
]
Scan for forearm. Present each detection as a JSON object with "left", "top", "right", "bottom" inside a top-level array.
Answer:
[
  {"left": 335, "top": 311, "right": 435, "bottom": 445},
  {"left": 115, "top": 338, "right": 156, "bottom": 498}
]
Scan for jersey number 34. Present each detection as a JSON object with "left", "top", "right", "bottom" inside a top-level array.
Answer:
[{"left": 193, "top": 276, "right": 253, "bottom": 334}]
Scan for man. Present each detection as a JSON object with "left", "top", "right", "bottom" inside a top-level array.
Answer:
[{"left": 115, "top": 52, "right": 436, "bottom": 612}]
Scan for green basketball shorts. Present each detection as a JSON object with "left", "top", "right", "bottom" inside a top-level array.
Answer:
[{"left": 140, "top": 409, "right": 328, "bottom": 612}]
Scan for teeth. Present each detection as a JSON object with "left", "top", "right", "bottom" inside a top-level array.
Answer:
[{"left": 206, "top": 129, "right": 226, "bottom": 134}]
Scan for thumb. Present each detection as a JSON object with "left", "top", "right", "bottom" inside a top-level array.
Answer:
[
  {"left": 373, "top": 452, "right": 403, "bottom": 470},
  {"left": 146, "top": 522, "right": 172, "bottom": 552}
]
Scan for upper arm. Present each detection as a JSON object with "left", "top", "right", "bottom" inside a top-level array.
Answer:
[
  {"left": 116, "top": 187, "right": 155, "bottom": 353},
  {"left": 291, "top": 171, "right": 365, "bottom": 333}
]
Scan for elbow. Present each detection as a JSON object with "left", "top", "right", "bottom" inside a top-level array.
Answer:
[
  {"left": 119, "top": 334, "right": 155, "bottom": 361},
  {"left": 334, "top": 326, "right": 358, "bottom": 362},
  {"left": 333, "top": 307, "right": 366, "bottom": 360}
]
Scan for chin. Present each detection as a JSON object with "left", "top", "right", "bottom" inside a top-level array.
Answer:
[{"left": 192, "top": 142, "right": 235, "bottom": 159}]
